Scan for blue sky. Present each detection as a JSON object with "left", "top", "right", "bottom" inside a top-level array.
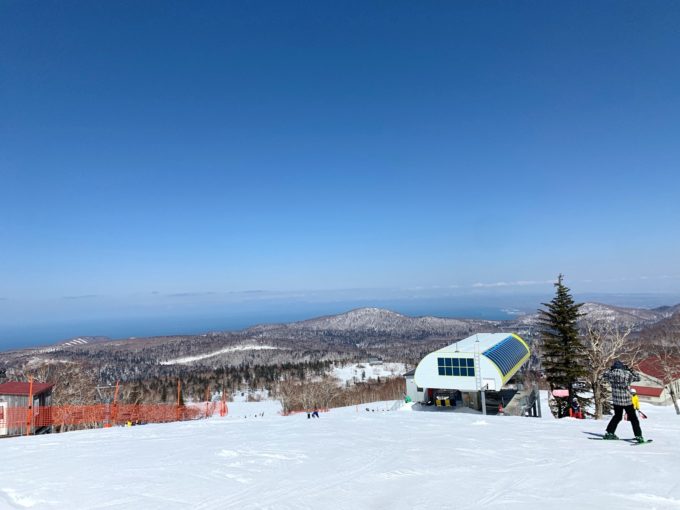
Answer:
[{"left": 1, "top": 1, "right": 680, "bottom": 345}]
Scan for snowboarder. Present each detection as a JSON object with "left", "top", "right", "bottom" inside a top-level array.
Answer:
[
  {"left": 311, "top": 408, "right": 319, "bottom": 418},
  {"left": 602, "top": 360, "right": 645, "bottom": 443},
  {"left": 569, "top": 398, "right": 583, "bottom": 419}
]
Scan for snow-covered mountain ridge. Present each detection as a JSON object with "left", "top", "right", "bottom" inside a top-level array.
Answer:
[
  {"left": 249, "top": 307, "right": 485, "bottom": 335},
  {"left": 516, "top": 301, "right": 680, "bottom": 329},
  {"left": 2, "top": 303, "right": 677, "bottom": 379}
]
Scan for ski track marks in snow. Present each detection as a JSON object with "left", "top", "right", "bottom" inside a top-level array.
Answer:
[
  {"left": 1, "top": 400, "right": 680, "bottom": 509},
  {"left": 0, "top": 488, "right": 47, "bottom": 509},
  {"left": 624, "top": 494, "right": 680, "bottom": 508}
]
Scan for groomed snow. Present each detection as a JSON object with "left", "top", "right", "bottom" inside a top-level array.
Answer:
[
  {"left": 160, "top": 345, "right": 280, "bottom": 365},
  {"left": 1, "top": 400, "right": 679, "bottom": 509}
]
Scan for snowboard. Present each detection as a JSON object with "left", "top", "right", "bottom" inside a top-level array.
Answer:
[
  {"left": 630, "top": 439, "right": 653, "bottom": 445},
  {"left": 586, "top": 435, "right": 653, "bottom": 444}
]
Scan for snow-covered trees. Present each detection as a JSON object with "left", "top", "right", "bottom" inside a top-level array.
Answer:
[
  {"left": 276, "top": 377, "right": 340, "bottom": 414},
  {"left": 276, "top": 377, "right": 405, "bottom": 414}
]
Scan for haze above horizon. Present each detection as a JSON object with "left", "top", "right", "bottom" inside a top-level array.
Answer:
[{"left": 1, "top": 1, "right": 679, "bottom": 346}]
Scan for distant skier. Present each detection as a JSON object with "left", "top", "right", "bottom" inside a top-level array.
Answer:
[
  {"left": 311, "top": 408, "right": 320, "bottom": 418},
  {"left": 602, "top": 360, "right": 645, "bottom": 443},
  {"left": 569, "top": 398, "right": 583, "bottom": 419}
]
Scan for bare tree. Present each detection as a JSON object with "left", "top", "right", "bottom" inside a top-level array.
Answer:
[
  {"left": 310, "top": 377, "right": 341, "bottom": 409},
  {"left": 24, "top": 361, "right": 97, "bottom": 406},
  {"left": 276, "top": 379, "right": 304, "bottom": 414},
  {"left": 118, "top": 382, "right": 144, "bottom": 405},
  {"left": 648, "top": 333, "right": 680, "bottom": 415},
  {"left": 581, "top": 320, "right": 640, "bottom": 419}
]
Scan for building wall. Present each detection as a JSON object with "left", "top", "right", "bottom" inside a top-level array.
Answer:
[
  {"left": 634, "top": 373, "right": 675, "bottom": 406},
  {"left": 414, "top": 352, "right": 502, "bottom": 392},
  {"left": 405, "top": 377, "right": 424, "bottom": 403},
  {"left": 0, "top": 392, "right": 52, "bottom": 436}
]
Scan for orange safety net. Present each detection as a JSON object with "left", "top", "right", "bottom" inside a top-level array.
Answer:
[{"left": 0, "top": 402, "right": 220, "bottom": 435}]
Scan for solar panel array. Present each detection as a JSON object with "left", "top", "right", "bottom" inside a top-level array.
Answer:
[{"left": 482, "top": 335, "right": 529, "bottom": 377}]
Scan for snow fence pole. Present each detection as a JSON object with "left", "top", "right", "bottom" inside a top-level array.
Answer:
[
  {"left": 176, "top": 380, "right": 181, "bottom": 421},
  {"left": 112, "top": 381, "right": 119, "bottom": 424},
  {"left": 25, "top": 376, "right": 34, "bottom": 436}
]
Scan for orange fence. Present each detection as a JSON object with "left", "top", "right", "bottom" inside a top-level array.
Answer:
[{"left": 1, "top": 401, "right": 224, "bottom": 437}]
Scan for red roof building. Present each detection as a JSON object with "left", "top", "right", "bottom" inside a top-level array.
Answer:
[
  {"left": 630, "top": 385, "right": 663, "bottom": 398},
  {"left": 631, "top": 356, "right": 680, "bottom": 406},
  {"left": 0, "top": 382, "right": 55, "bottom": 396},
  {"left": 637, "top": 356, "right": 680, "bottom": 382},
  {"left": 0, "top": 381, "right": 55, "bottom": 437}
]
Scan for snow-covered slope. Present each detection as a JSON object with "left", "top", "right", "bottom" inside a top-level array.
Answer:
[
  {"left": 1, "top": 399, "right": 679, "bottom": 509},
  {"left": 160, "top": 344, "right": 281, "bottom": 365}
]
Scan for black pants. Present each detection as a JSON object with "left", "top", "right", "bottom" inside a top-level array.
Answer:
[{"left": 606, "top": 404, "right": 642, "bottom": 437}]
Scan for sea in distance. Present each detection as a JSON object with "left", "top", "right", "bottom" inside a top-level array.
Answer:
[
  {"left": 1, "top": 292, "right": 678, "bottom": 351},
  {"left": 2, "top": 299, "right": 524, "bottom": 351}
]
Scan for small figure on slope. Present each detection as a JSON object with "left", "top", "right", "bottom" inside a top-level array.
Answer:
[
  {"left": 569, "top": 398, "right": 583, "bottom": 419},
  {"left": 628, "top": 388, "right": 647, "bottom": 420},
  {"left": 602, "top": 360, "right": 645, "bottom": 443}
]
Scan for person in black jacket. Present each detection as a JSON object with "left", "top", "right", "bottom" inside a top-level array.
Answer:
[{"left": 602, "top": 360, "right": 644, "bottom": 442}]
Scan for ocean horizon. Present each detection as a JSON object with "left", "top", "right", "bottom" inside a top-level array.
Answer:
[
  {"left": 2, "top": 291, "right": 679, "bottom": 351},
  {"left": 0, "top": 304, "right": 521, "bottom": 351}
]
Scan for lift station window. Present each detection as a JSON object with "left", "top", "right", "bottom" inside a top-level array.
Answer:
[{"left": 437, "top": 357, "right": 475, "bottom": 377}]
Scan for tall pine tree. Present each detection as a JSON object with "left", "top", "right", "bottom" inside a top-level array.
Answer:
[{"left": 538, "top": 275, "right": 588, "bottom": 415}]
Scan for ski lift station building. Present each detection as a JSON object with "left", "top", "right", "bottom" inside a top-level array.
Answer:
[{"left": 405, "top": 333, "right": 531, "bottom": 408}]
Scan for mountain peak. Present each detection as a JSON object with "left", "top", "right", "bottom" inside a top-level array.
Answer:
[
  {"left": 293, "top": 307, "right": 407, "bottom": 331},
  {"left": 341, "top": 307, "right": 405, "bottom": 318}
]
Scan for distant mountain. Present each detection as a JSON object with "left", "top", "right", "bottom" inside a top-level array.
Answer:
[
  {"left": 248, "top": 307, "right": 490, "bottom": 338},
  {"left": 635, "top": 307, "right": 680, "bottom": 343},
  {"left": 2, "top": 302, "right": 678, "bottom": 383},
  {"left": 515, "top": 302, "right": 677, "bottom": 331}
]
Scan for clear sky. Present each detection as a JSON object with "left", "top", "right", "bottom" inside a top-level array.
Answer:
[{"left": 1, "top": 1, "right": 679, "bottom": 345}]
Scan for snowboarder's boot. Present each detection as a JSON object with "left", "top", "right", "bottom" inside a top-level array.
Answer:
[
  {"left": 634, "top": 436, "right": 646, "bottom": 443},
  {"left": 602, "top": 432, "right": 619, "bottom": 440}
]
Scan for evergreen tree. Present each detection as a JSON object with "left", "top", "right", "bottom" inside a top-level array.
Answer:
[{"left": 538, "top": 275, "right": 588, "bottom": 415}]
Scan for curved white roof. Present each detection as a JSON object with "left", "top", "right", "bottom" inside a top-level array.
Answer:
[{"left": 413, "top": 333, "right": 530, "bottom": 391}]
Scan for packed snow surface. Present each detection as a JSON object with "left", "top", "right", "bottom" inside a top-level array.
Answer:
[{"left": 1, "top": 400, "right": 680, "bottom": 509}]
